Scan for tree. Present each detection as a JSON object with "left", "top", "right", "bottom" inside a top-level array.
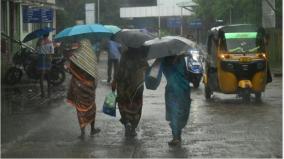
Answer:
[{"left": 192, "top": 0, "right": 262, "bottom": 30}]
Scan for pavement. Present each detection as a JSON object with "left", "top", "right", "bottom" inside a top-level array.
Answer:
[{"left": 1, "top": 53, "right": 282, "bottom": 158}]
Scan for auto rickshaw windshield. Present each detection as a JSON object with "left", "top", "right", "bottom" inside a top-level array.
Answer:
[{"left": 224, "top": 32, "right": 263, "bottom": 53}]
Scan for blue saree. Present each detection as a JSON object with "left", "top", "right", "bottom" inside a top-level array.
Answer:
[{"left": 161, "top": 56, "right": 191, "bottom": 138}]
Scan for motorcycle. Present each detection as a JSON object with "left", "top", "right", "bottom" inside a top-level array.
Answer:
[
  {"left": 4, "top": 44, "right": 66, "bottom": 86},
  {"left": 185, "top": 48, "right": 204, "bottom": 88}
]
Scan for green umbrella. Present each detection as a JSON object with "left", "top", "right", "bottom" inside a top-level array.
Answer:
[{"left": 104, "top": 25, "right": 121, "bottom": 34}]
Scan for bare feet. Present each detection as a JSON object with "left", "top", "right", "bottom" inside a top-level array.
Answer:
[
  {"left": 125, "top": 123, "right": 132, "bottom": 137},
  {"left": 130, "top": 128, "right": 137, "bottom": 137},
  {"left": 78, "top": 134, "right": 85, "bottom": 140},
  {"left": 90, "top": 128, "right": 101, "bottom": 136},
  {"left": 125, "top": 123, "right": 137, "bottom": 137},
  {"left": 168, "top": 138, "right": 181, "bottom": 146}
]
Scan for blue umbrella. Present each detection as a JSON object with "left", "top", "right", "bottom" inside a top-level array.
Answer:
[
  {"left": 54, "top": 24, "right": 112, "bottom": 41},
  {"left": 104, "top": 25, "right": 121, "bottom": 34},
  {"left": 22, "top": 27, "right": 54, "bottom": 43}
]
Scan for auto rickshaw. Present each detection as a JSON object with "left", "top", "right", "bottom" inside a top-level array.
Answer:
[{"left": 203, "top": 24, "right": 271, "bottom": 102}]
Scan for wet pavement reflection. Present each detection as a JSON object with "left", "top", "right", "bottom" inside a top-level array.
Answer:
[{"left": 1, "top": 55, "right": 282, "bottom": 158}]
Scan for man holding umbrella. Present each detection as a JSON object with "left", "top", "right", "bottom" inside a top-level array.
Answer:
[
  {"left": 107, "top": 35, "right": 122, "bottom": 83},
  {"left": 22, "top": 27, "right": 54, "bottom": 98},
  {"left": 35, "top": 33, "right": 54, "bottom": 98}
]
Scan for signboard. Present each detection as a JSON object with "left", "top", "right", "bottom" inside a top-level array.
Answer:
[
  {"left": 225, "top": 32, "right": 257, "bottom": 39},
  {"left": 189, "top": 19, "right": 202, "bottom": 29},
  {"left": 23, "top": 7, "right": 53, "bottom": 23},
  {"left": 167, "top": 17, "right": 181, "bottom": 28},
  {"left": 85, "top": 3, "right": 95, "bottom": 24}
]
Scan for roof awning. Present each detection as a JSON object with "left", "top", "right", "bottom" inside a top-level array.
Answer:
[
  {"left": 176, "top": 1, "right": 197, "bottom": 12},
  {"left": 10, "top": 0, "right": 63, "bottom": 10}
]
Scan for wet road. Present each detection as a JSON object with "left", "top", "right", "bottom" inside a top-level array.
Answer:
[{"left": 1, "top": 55, "right": 282, "bottom": 158}]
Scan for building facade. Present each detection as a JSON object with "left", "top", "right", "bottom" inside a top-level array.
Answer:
[
  {"left": 119, "top": 0, "right": 195, "bottom": 36},
  {"left": 1, "top": 0, "right": 57, "bottom": 75}
]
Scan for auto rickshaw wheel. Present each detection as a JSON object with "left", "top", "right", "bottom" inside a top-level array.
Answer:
[
  {"left": 255, "top": 92, "right": 262, "bottom": 103},
  {"left": 205, "top": 86, "right": 212, "bottom": 99},
  {"left": 242, "top": 89, "right": 251, "bottom": 103}
]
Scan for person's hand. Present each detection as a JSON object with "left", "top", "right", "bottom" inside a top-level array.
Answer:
[{"left": 111, "top": 80, "right": 117, "bottom": 92}]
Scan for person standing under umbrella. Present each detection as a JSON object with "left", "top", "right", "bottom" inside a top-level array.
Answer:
[
  {"left": 64, "top": 39, "right": 100, "bottom": 139},
  {"left": 35, "top": 33, "right": 54, "bottom": 98},
  {"left": 112, "top": 47, "right": 149, "bottom": 137},
  {"left": 160, "top": 55, "right": 191, "bottom": 146},
  {"left": 107, "top": 35, "right": 122, "bottom": 83}
]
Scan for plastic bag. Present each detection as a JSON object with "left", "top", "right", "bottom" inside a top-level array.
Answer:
[
  {"left": 145, "top": 60, "right": 162, "bottom": 90},
  {"left": 102, "top": 92, "right": 117, "bottom": 117}
]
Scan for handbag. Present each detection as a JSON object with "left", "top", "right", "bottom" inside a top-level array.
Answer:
[
  {"left": 102, "top": 92, "right": 117, "bottom": 117},
  {"left": 145, "top": 60, "right": 162, "bottom": 90}
]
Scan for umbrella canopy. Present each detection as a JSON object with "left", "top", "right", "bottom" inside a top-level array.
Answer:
[
  {"left": 104, "top": 25, "right": 121, "bottom": 34},
  {"left": 54, "top": 24, "right": 112, "bottom": 41},
  {"left": 143, "top": 36, "right": 197, "bottom": 60},
  {"left": 22, "top": 27, "right": 54, "bottom": 43},
  {"left": 115, "top": 29, "right": 155, "bottom": 48}
]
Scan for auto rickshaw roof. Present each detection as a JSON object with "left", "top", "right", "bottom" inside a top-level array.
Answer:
[{"left": 210, "top": 24, "right": 258, "bottom": 34}]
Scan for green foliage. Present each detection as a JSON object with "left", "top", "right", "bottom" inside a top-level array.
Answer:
[{"left": 192, "top": 0, "right": 262, "bottom": 29}]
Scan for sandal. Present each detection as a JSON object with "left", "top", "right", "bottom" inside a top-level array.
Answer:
[{"left": 168, "top": 138, "right": 181, "bottom": 146}]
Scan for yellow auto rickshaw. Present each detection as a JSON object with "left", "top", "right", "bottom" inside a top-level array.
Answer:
[{"left": 203, "top": 24, "right": 271, "bottom": 102}]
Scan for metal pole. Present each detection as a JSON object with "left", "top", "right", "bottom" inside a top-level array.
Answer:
[
  {"left": 158, "top": 5, "right": 161, "bottom": 38},
  {"left": 97, "top": 0, "right": 100, "bottom": 23},
  {"left": 229, "top": 8, "right": 232, "bottom": 24},
  {"left": 180, "top": 7, "right": 183, "bottom": 36}
]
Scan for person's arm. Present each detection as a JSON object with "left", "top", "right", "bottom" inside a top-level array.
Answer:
[{"left": 50, "top": 43, "right": 55, "bottom": 54}]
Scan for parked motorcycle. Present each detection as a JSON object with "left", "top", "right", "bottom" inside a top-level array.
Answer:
[
  {"left": 185, "top": 48, "right": 204, "bottom": 88},
  {"left": 4, "top": 45, "right": 66, "bottom": 85}
]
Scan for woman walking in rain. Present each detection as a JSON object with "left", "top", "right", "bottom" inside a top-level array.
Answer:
[
  {"left": 160, "top": 55, "right": 191, "bottom": 146},
  {"left": 112, "top": 47, "right": 148, "bottom": 137},
  {"left": 64, "top": 39, "right": 100, "bottom": 139}
]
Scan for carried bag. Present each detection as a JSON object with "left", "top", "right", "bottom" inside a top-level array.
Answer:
[
  {"left": 102, "top": 92, "right": 117, "bottom": 117},
  {"left": 145, "top": 60, "right": 162, "bottom": 90}
]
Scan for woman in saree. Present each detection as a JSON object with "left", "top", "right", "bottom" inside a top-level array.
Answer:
[
  {"left": 112, "top": 47, "right": 149, "bottom": 137},
  {"left": 64, "top": 39, "right": 100, "bottom": 139},
  {"left": 161, "top": 55, "right": 191, "bottom": 146}
]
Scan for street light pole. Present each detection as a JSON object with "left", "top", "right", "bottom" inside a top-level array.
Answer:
[
  {"left": 97, "top": 0, "right": 100, "bottom": 23},
  {"left": 229, "top": 7, "right": 232, "bottom": 24},
  {"left": 158, "top": 4, "right": 161, "bottom": 38},
  {"left": 180, "top": 7, "right": 183, "bottom": 36}
]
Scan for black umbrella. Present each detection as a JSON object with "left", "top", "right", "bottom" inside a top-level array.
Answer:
[
  {"left": 143, "top": 36, "right": 197, "bottom": 59},
  {"left": 22, "top": 27, "right": 54, "bottom": 43},
  {"left": 115, "top": 29, "right": 155, "bottom": 48}
]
